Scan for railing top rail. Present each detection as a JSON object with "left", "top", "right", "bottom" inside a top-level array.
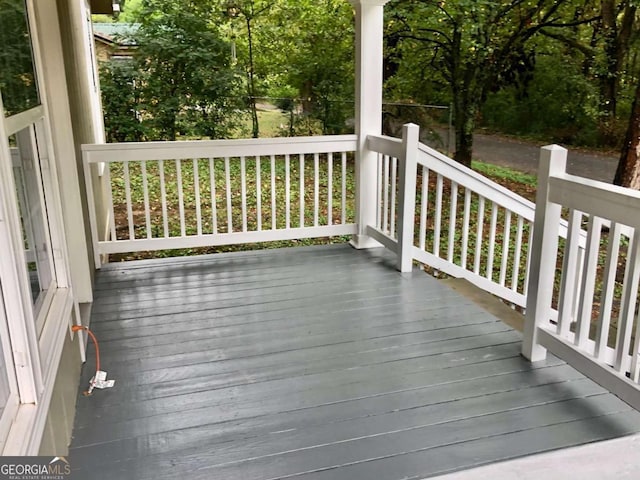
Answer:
[
  {"left": 550, "top": 173, "right": 640, "bottom": 231},
  {"left": 367, "top": 135, "right": 402, "bottom": 159},
  {"left": 366, "top": 133, "right": 584, "bottom": 242},
  {"left": 367, "top": 134, "right": 536, "bottom": 221},
  {"left": 82, "top": 134, "right": 358, "bottom": 163}
]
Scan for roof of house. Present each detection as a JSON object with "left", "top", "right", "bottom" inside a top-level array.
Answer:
[{"left": 92, "top": 22, "right": 140, "bottom": 46}]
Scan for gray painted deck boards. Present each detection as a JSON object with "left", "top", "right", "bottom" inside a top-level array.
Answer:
[{"left": 68, "top": 244, "right": 640, "bottom": 479}]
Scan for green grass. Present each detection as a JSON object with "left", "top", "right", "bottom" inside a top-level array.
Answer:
[
  {"left": 235, "top": 109, "right": 291, "bottom": 138},
  {"left": 472, "top": 160, "right": 537, "bottom": 186},
  {"left": 257, "top": 109, "right": 291, "bottom": 137}
]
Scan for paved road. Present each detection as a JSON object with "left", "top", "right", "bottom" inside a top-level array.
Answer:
[{"left": 427, "top": 129, "right": 619, "bottom": 183}]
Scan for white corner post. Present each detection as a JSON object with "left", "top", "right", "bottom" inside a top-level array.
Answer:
[
  {"left": 396, "top": 123, "right": 419, "bottom": 272},
  {"left": 522, "top": 145, "right": 567, "bottom": 362},
  {"left": 349, "top": 0, "right": 389, "bottom": 249},
  {"left": 32, "top": 0, "right": 94, "bottom": 303}
]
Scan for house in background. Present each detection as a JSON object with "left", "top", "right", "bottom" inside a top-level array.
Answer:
[
  {"left": 92, "top": 23, "right": 139, "bottom": 62},
  {"left": 0, "top": 0, "right": 639, "bottom": 476}
]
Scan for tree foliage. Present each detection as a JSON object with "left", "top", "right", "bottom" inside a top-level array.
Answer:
[
  {"left": 482, "top": 38, "right": 601, "bottom": 145},
  {"left": 98, "top": 0, "right": 640, "bottom": 184},
  {"left": 219, "top": 0, "right": 355, "bottom": 136},
  {"left": 135, "top": 0, "right": 244, "bottom": 140},
  {"left": 538, "top": 0, "right": 638, "bottom": 146},
  {"left": 100, "top": 61, "right": 146, "bottom": 142},
  {"left": 100, "top": 0, "right": 244, "bottom": 141},
  {"left": 266, "top": 0, "right": 355, "bottom": 135},
  {"left": 224, "top": 0, "right": 274, "bottom": 138},
  {"left": 386, "top": 0, "right": 598, "bottom": 166},
  {"left": 0, "top": 0, "right": 40, "bottom": 116}
]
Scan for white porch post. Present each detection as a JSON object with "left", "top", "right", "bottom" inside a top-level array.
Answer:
[
  {"left": 32, "top": 0, "right": 94, "bottom": 303},
  {"left": 522, "top": 145, "right": 567, "bottom": 362},
  {"left": 56, "top": 0, "right": 107, "bottom": 274},
  {"left": 349, "top": 0, "right": 389, "bottom": 249},
  {"left": 396, "top": 124, "right": 419, "bottom": 272}
]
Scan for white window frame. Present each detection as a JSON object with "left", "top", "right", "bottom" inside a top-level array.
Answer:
[
  {"left": 12, "top": 123, "right": 58, "bottom": 336},
  {"left": 0, "top": 0, "right": 77, "bottom": 455},
  {"left": 0, "top": 283, "right": 20, "bottom": 454},
  {"left": 0, "top": 105, "right": 42, "bottom": 452}
]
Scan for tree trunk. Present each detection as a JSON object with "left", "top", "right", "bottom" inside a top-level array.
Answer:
[
  {"left": 167, "top": 115, "right": 177, "bottom": 141},
  {"left": 453, "top": 97, "right": 476, "bottom": 168},
  {"left": 599, "top": 0, "right": 618, "bottom": 143},
  {"left": 614, "top": 80, "right": 640, "bottom": 189},
  {"left": 246, "top": 16, "right": 259, "bottom": 138},
  {"left": 300, "top": 80, "right": 313, "bottom": 115},
  {"left": 598, "top": 1, "right": 636, "bottom": 146},
  {"left": 454, "top": 127, "right": 473, "bottom": 168}
]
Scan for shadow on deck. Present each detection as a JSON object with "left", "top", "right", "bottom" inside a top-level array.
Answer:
[{"left": 68, "top": 244, "right": 640, "bottom": 479}]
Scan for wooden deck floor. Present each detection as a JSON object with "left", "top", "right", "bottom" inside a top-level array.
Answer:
[{"left": 68, "top": 244, "right": 640, "bottom": 480}]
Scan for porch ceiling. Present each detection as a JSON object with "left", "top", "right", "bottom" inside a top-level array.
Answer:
[{"left": 68, "top": 244, "right": 640, "bottom": 479}]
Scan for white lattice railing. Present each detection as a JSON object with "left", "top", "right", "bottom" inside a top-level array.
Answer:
[{"left": 83, "top": 136, "right": 357, "bottom": 267}]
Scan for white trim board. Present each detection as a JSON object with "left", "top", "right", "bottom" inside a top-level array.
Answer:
[{"left": 2, "top": 289, "right": 74, "bottom": 455}]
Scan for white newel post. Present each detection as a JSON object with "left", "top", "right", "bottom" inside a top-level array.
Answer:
[
  {"left": 349, "top": 0, "right": 389, "bottom": 249},
  {"left": 522, "top": 145, "right": 567, "bottom": 362},
  {"left": 396, "top": 124, "right": 419, "bottom": 272}
]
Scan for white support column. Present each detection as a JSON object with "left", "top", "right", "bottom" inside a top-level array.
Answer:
[
  {"left": 32, "top": 0, "right": 93, "bottom": 303},
  {"left": 396, "top": 124, "right": 419, "bottom": 272},
  {"left": 349, "top": 0, "right": 389, "bottom": 249},
  {"left": 56, "top": 0, "right": 107, "bottom": 273},
  {"left": 522, "top": 145, "right": 567, "bottom": 362}
]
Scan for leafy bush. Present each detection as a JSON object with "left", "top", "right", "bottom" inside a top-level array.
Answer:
[
  {"left": 100, "top": 60, "right": 147, "bottom": 142},
  {"left": 481, "top": 55, "right": 602, "bottom": 146}
]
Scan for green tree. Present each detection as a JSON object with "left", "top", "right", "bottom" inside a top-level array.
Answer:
[
  {"left": 225, "top": 0, "right": 274, "bottom": 138},
  {"left": 614, "top": 78, "right": 640, "bottom": 188},
  {"left": 0, "top": 0, "right": 40, "bottom": 115},
  {"left": 540, "top": 0, "right": 638, "bottom": 146},
  {"left": 387, "top": 0, "right": 596, "bottom": 167},
  {"left": 262, "top": 0, "right": 355, "bottom": 135},
  {"left": 99, "top": 60, "right": 147, "bottom": 142},
  {"left": 119, "top": 0, "right": 143, "bottom": 21},
  {"left": 481, "top": 37, "right": 601, "bottom": 146},
  {"left": 133, "top": 0, "right": 244, "bottom": 140}
]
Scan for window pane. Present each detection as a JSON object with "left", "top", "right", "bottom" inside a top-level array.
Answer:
[
  {"left": 9, "top": 128, "right": 54, "bottom": 320},
  {"left": 0, "top": 0, "right": 40, "bottom": 116}
]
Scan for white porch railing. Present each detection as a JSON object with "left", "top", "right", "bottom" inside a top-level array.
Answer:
[
  {"left": 366, "top": 124, "right": 580, "bottom": 310},
  {"left": 82, "top": 126, "right": 639, "bottom": 408},
  {"left": 523, "top": 146, "right": 640, "bottom": 409},
  {"left": 83, "top": 136, "right": 357, "bottom": 267},
  {"left": 364, "top": 124, "right": 638, "bottom": 408}
]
